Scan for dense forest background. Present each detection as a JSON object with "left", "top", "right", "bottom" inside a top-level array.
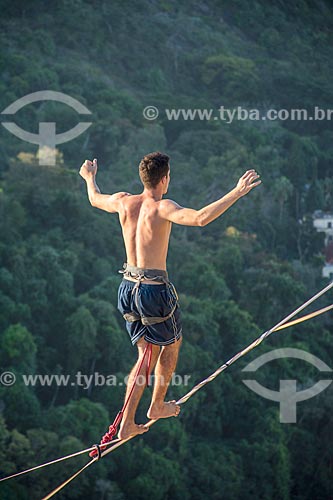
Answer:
[{"left": 0, "top": 0, "right": 332, "bottom": 499}]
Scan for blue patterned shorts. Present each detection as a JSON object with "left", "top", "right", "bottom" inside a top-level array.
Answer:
[{"left": 118, "top": 279, "right": 182, "bottom": 346}]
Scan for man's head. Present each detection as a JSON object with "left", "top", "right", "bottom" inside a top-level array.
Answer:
[{"left": 139, "top": 152, "right": 170, "bottom": 192}]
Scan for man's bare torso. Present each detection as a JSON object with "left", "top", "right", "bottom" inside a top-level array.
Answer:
[
  {"left": 81, "top": 160, "right": 260, "bottom": 288},
  {"left": 118, "top": 193, "right": 171, "bottom": 275}
]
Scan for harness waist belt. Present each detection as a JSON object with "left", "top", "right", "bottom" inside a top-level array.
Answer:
[{"left": 119, "top": 264, "right": 169, "bottom": 283}]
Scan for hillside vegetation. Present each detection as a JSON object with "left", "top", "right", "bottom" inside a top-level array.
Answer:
[{"left": 0, "top": 1, "right": 332, "bottom": 499}]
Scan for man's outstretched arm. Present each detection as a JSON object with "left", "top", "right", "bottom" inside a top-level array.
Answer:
[
  {"left": 79, "top": 158, "right": 130, "bottom": 213},
  {"left": 159, "top": 169, "right": 261, "bottom": 226}
]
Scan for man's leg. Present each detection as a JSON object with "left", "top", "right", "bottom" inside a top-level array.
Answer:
[
  {"left": 118, "top": 337, "right": 160, "bottom": 440},
  {"left": 147, "top": 337, "right": 182, "bottom": 419}
]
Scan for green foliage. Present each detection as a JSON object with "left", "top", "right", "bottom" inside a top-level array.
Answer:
[
  {"left": 46, "top": 398, "right": 109, "bottom": 444},
  {"left": 0, "top": 1, "right": 332, "bottom": 499},
  {"left": 0, "top": 324, "right": 37, "bottom": 372},
  {"left": 65, "top": 306, "right": 98, "bottom": 372},
  {"left": 202, "top": 53, "right": 260, "bottom": 102}
]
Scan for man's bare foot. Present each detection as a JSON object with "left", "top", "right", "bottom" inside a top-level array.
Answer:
[
  {"left": 147, "top": 400, "right": 181, "bottom": 420},
  {"left": 118, "top": 422, "right": 149, "bottom": 440}
]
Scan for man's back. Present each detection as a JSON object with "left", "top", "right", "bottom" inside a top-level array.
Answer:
[
  {"left": 80, "top": 156, "right": 260, "bottom": 271},
  {"left": 119, "top": 193, "right": 172, "bottom": 271}
]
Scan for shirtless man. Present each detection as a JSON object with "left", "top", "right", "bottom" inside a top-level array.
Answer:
[{"left": 79, "top": 152, "right": 261, "bottom": 442}]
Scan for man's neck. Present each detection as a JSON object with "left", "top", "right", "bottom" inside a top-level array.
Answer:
[{"left": 142, "top": 187, "right": 164, "bottom": 201}]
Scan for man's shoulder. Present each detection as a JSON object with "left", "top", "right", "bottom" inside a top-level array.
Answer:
[
  {"left": 157, "top": 199, "right": 181, "bottom": 220},
  {"left": 158, "top": 199, "right": 181, "bottom": 211},
  {"left": 114, "top": 191, "right": 133, "bottom": 205},
  {"left": 116, "top": 191, "right": 132, "bottom": 199},
  {"left": 159, "top": 198, "right": 178, "bottom": 208}
]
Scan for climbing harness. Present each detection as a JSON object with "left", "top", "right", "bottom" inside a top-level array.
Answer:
[{"left": 120, "top": 264, "right": 179, "bottom": 326}]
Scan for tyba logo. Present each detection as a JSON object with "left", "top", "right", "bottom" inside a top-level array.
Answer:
[
  {"left": 1, "top": 91, "right": 92, "bottom": 166},
  {"left": 242, "top": 348, "right": 332, "bottom": 423}
]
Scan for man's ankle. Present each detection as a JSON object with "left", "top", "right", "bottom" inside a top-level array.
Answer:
[{"left": 149, "top": 401, "right": 163, "bottom": 408}]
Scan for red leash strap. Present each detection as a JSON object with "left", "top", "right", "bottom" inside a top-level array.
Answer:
[
  {"left": 146, "top": 342, "right": 152, "bottom": 386},
  {"left": 90, "top": 342, "right": 153, "bottom": 457}
]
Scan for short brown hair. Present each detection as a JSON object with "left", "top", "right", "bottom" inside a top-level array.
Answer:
[{"left": 139, "top": 151, "right": 170, "bottom": 188}]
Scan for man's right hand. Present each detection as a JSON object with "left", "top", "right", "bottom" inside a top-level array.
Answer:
[
  {"left": 79, "top": 158, "right": 98, "bottom": 181},
  {"left": 235, "top": 169, "right": 261, "bottom": 197}
]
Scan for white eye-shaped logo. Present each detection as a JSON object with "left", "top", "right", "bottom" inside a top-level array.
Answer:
[
  {"left": 242, "top": 348, "right": 332, "bottom": 423},
  {"left": 1, "top": 90, "right": 92, "bottom": 166}
]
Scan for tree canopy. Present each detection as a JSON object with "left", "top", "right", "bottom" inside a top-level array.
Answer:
[{"left": 0, "top": 1, "right": 332, "bottom": 499}]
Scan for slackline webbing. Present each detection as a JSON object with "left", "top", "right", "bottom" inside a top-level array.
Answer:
[{"left": 0, "top": 281, "right": 331, "bottom": 500}]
